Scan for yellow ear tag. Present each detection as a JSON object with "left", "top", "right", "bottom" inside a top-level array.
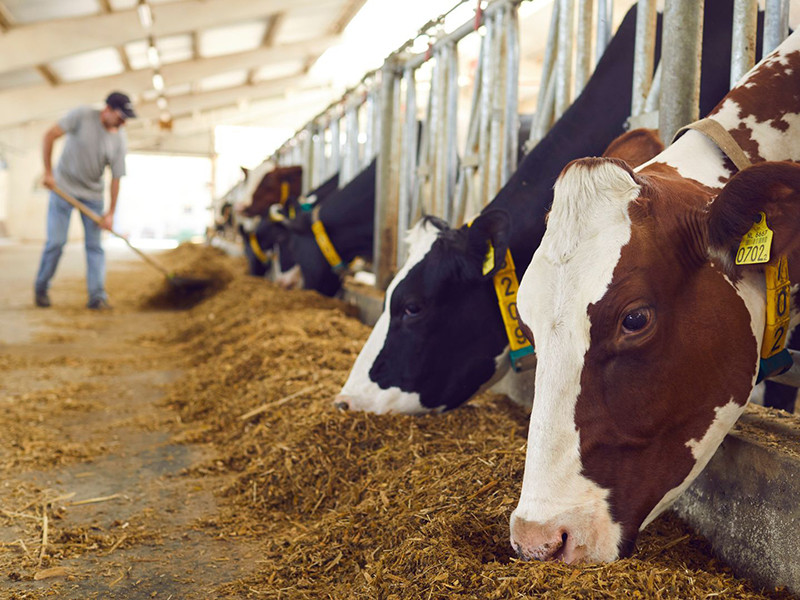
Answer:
[
  {"left": 482, "top": 242, "right": 495, "bottom": 276},
  {"left": 280, "top": 182, "right": 290, "bottom": 203},
  {"left": 736, "top": 211, "right": 773, "bottom": 265}
]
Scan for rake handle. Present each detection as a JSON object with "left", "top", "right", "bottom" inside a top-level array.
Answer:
[{"left": 50, "top": 185, "right": 173, "bottom": 279}]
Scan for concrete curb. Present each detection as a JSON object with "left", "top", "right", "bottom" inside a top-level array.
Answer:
[{"left": 675, "top": 405, "right": 800, "bottom": 596}]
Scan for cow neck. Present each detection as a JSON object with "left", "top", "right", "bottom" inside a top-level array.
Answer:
[{"left": 673, "top": 116, "right": 792, "bottom": 382}]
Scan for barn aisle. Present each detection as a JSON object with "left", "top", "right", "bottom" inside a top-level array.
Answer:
[{"left": 0, "top": 242, "right": 261, "bottom": 599}]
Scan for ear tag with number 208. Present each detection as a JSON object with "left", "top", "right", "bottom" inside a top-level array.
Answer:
[{"left": 736, "top": 211, "right": 773, "bottom": 265}]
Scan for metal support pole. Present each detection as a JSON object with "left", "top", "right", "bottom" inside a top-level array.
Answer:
[
  {"left": 731, "top": 0, "right": 758, "bottom": 88},
  {"left": 631, "top": 0, "right": 657, "bottom": 117},
  {"left": 444, "top": 42, "right": 459, "bottom": 223},
  {"left": 659, "top": 0, "right": 704, "bottom": 144},
  {"left": 503, "top": 3, "right": 520, "bottom": 186},
  {"left": 763, "top": 0, "right": 790, "bottom": 58},
  {"left": 374, "top": 60, "right": 400, "bottom": 290},
  {"left": 330, "top": 117, "right": 341, "bottom": 182},
  {"left": 575, "top": 0, "right": 594, "bottom": 96},
  {"left": 301, "top": 126, "right": 313, "bottom": 195},
  {"left": 596, "top": 0, "right": 613, "bottom": 64},
  {"left": 554, "top": 0, "right": 575, "bottom": 120},
  {"left": 397, "top": 67, "right": 417, "bottom": 264},
  {"left": 488, "top": 9, "right": 505, "bottom": 201}
]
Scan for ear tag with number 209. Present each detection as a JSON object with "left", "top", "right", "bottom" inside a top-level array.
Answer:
[{"left": 736, "top": 211, "right": 773, "bottom": 265}]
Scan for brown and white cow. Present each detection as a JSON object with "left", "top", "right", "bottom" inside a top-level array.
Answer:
[{"left": 510, "top": 31, "right": 800, "bottom": 563}]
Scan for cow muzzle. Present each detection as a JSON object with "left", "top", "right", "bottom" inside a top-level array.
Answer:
[{"left": 509, "top": 514, "right": 585, "bottom": 563}]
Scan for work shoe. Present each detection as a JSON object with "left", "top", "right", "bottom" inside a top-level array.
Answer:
[
  {"left": 87, "top": 298, "right": 112, "bottom": 311},
  {"left": 35, "top": 291, "right": 51, "bottom": 308}
]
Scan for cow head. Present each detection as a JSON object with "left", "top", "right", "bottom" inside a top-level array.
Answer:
[
  {"left": 242, "top": 166, "right": 303, "bottom": 218},
  {"left": 510, "top": 158, "right": 800, "bottom": 563},
  {"left": 336, "top": 210, "right": 513, "bottom": 414}
]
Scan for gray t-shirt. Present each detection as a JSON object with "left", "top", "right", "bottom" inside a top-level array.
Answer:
[{"left": 55, "top": 106, "right": 127, "bottom": 202}]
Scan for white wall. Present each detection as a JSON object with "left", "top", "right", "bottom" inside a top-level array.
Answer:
[{"left": 0, "top": 120, "right": 83, "bottom": 242}]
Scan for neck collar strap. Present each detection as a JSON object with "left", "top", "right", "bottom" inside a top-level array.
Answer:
[
  {"left": 488, "top": 246, "right": 536, "bottom": 372},
  {"left": 311, "top": 205, "right": 347, "bottom": 274},
  {"left": 677, "top": 118, "right": 793, "bottom": 382},
  {"left": 248, "top": 232, "right": 272, "bottom": 264}
]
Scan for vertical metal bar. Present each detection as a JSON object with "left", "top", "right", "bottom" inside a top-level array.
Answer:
[
  {"left": 644, "top": 60, "right": 662, "bottom": 113},
  {"left": 453, "top": 28, "right": 485, "bottom": 224},
  {"left": 431, "top": 47, "right": 446, "bottom": 218},
  {"left": 375, "top": 60, "right": 399, "bottom": 290},
  {"left": 731, "top": 0, "right": 758, "bottom": 88},
  {"left": 301, "top": 126, "right": 313, "bottom": 195},
  {"left": 330, "top": 118, "right": 342, "bottom": 185},
  {"left": 763, "top": 0, "right": 790, "bottom": 58},
  {"left": 397, "top": 66, "right": 417, "bottom": 264},
  {"left": 595, "top": 0, "right": 613, "bottom": 64},
  {"left": 348, "top": 106, "right": 360, "bottom": 182},
  {"left": 575, "top": 0, "right": 593, "bottom": 96},
  {"left": 502, "top": 3, "right": 520, "bottom": 187},
  {"left": 554, "top": 0, "right": 575, "bottom": 120},
  {"left": 659, "top": 0, "right": 704, "bottom": 144},
  {"left": 533, "top": 1, "right": 559, "bottom": 137},
  {"left": 445, "top": 41, "right": 460, "bottom": 223},
  {"left": 365, "top": 90, "right": 376, "bottom": 163},
  {"left": 631, "top": 0, "right": 657, "bottom": 117},
  {"left": 477, "top": 11, "right": 495, "bottom": 208},
  {"left": 529, "top": 55, "right": 557, "bottom": 148}
]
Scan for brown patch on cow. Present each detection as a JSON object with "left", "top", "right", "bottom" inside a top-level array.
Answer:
[
  {"left": 710, "top": 50, "right": 800, "bottom": 162},
  {"left": 574, "top": 172, "right": 756, "bottom": 555},
  {"left": 242, "top": 166, "right": 303, "bottom": 218},
  {"left": 602, "top": 128, "right": 665, "bottom": 169}
]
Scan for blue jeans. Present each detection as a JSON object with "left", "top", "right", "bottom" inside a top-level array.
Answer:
[{"left": 35, "top": 191, "right": 106, "bottom": 302}]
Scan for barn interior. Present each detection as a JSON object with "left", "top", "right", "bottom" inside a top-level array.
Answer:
[{"left": 1, "top": 0, "right": 800, "bottom": 598}]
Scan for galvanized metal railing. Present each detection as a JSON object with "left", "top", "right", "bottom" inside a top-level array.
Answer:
[
  {"left": 525, "top": 0, "right": 615, "bottom": 150},
  {"left": 630, "top": 0, "right": 792, "bottom": 143}
]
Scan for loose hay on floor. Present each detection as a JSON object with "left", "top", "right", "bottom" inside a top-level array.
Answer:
[
  {"left": 149, "top": 244, "right": 794, "bottom": 600},
  {"left": 138, "top": 243, "right": 236, "bottom": 310}
]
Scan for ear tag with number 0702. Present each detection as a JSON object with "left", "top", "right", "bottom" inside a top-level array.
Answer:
[{"left": 736, "top": 211, "right": 773, "bottom": 265}]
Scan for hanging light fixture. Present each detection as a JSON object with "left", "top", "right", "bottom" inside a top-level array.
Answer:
[
  {"left": 152, "top": 71, "right": 165, "bottom": 91},
  {"left": 137, "top": 0, "right": 153, "bottom": 29},
  {"left": 147, "top": 36, "right": 161, "bottom": 69}
]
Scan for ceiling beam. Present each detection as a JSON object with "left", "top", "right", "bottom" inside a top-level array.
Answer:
[
  {"left": 134, "top": 75, "right": 332, "bottom": 121},
  {"left": 0, "top": 1, "right": 15, "bottom": 32},
  {"left": 0, "top": 36, "right": 339, "bottom": 130},
  {"left": 34, "top": 65, "right": 59, "bottom": 86},
  {"left": 0, "top": 0, "right": 327, "bottom": 74},
  {"left": 127, "top": 91, "right": 333, "bottom": 151}
]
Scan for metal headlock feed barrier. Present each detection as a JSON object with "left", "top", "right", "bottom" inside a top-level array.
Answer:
[
  {"left": 629, "top": 0, "right": 791, "bottom": 142},
  {"left": 226, "top": 0, "right": 793, "bottom": 291}
]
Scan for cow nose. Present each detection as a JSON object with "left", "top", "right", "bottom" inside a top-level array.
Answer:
[
  {"left": 333, "top": 394, "right": 351, "bottom": 411},
  {"left": 510, "top": 515, "right": 574, "bottom": 562}
]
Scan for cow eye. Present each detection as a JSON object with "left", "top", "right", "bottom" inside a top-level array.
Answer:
[
  {"left": 622, "top": 308, "right": 651, "bottom": 333},
  {"left": 403, "top": 302, "right": 422, "bottom": 319}
]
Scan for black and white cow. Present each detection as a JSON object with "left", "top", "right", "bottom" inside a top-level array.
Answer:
[
  {"left": 336, "top": 0, "right": 756, "bottom": 414},
  {"left": 280, "top": 159, "right": 377, "bottom": 297},
  {"left": 241, "top": 172, "right": 340, "bottom": 278}
]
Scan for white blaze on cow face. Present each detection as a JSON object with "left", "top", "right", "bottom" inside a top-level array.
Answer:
[
  {"left": 336, "top": 220, "right": 441, "bottom": 414},
  {"left": 510, "top": 159, "right": 640, "bottom": 562}
]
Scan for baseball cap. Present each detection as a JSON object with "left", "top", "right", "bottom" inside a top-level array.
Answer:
[{"left": 106, "top": 91, "right": 136, "bottom": 119}]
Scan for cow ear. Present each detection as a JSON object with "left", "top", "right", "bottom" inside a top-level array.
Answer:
[
  {"left": 602, "top": 128, "right": 664, "bottom": 169},
  {"left": 467, "top": 209, "right": 511, "bottom": 278},
  {"left": 707, "top": 162, "right": 800, "bottom": 271}
]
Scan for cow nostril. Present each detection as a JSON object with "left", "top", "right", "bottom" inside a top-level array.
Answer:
[
  {"left": 561, "top": 531, "right": 568, "bottom": 545},
  {"left": 334, "top": 401, "right": 349, "bottom": 411}
]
